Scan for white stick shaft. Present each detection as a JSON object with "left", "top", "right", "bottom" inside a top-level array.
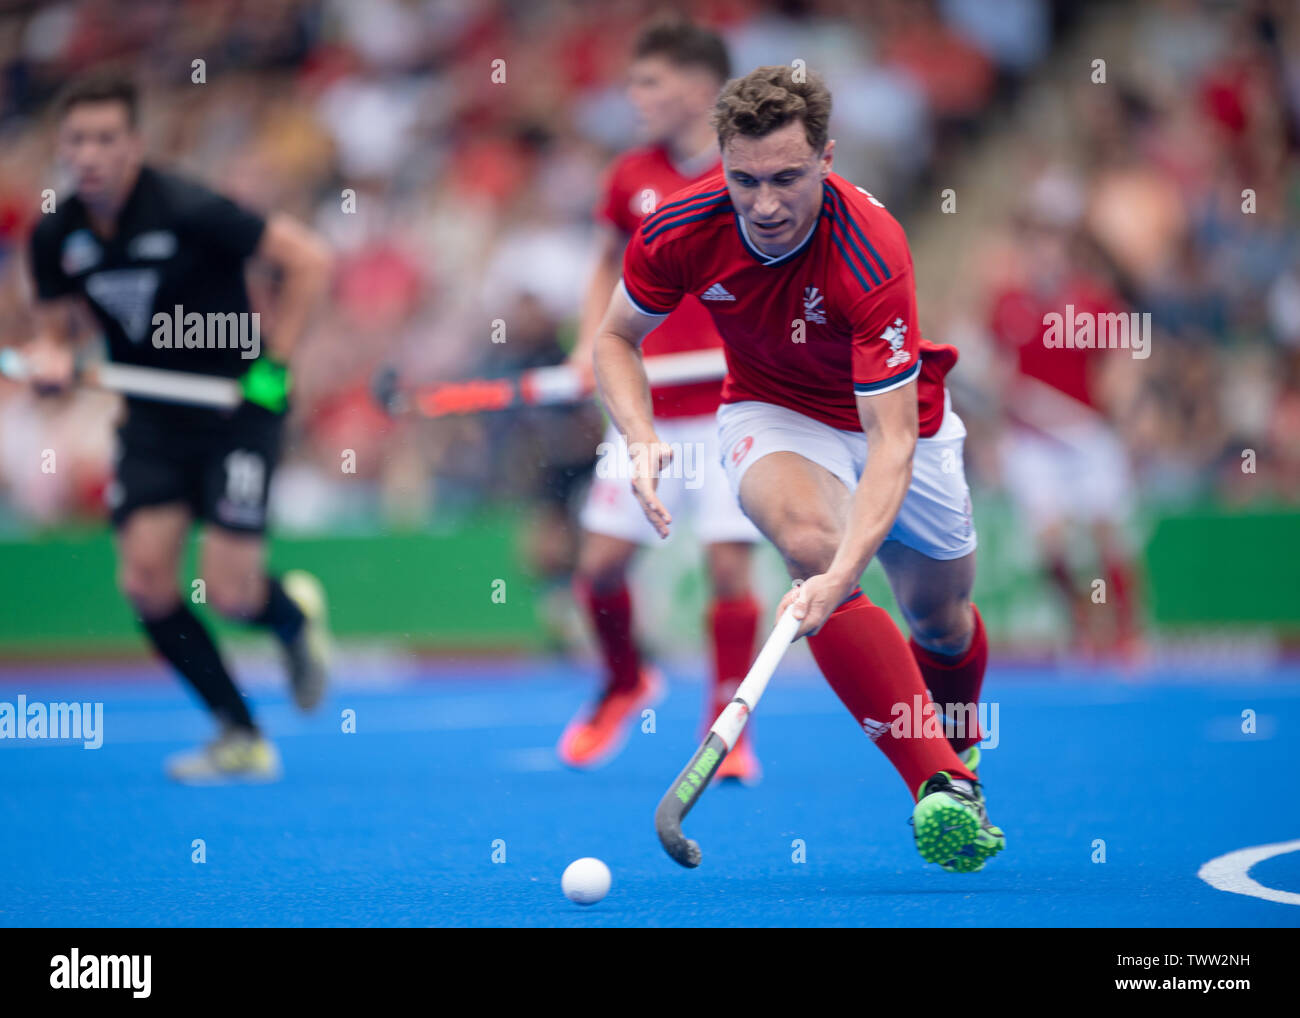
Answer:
[
  {"left": 710, "top": 607, "right": 800, "bottom": 750},
  {"left": 521, "top": 348, "right": 727, "bottom": 408},
  {"left": 523, "top": 363, "right": 585, "bottom": 404},
  {"left": 2, "top": 349, "right": 243, "bottom": 409},
  {"left": 92, "top": 363, "right": 242, "bottom": 409},
  {"left": 642, "top": 348, "right": 726, "bottom": 387},
  {"left": 2, "top": 351, "right": 242, "bottom": 409}
]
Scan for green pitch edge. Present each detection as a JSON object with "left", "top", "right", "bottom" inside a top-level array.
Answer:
[{"left": 0, "top": 513, "right": 546, "bottom": 652}]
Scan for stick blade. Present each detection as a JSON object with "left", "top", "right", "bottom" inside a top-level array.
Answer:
[
  {"left": 657, "top": 824, "right": 702, "bottom": 869},
  {"left": 654, "top": 791, "right": 703, "bottom": 868},
  {"left": 654, "top": 732, "right": 728, "bottom": 868}
]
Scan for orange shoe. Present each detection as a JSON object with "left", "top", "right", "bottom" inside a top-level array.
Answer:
[
  {"left": 557, "top": 668, "right": 664, "bottom": 769},
  {"left": 713, "top": 734, "right": 762, "bottom": 786}
]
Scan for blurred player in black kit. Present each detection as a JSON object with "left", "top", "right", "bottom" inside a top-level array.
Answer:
[{"left": 23, "top": 72, "right": 334, "bottom": 783}]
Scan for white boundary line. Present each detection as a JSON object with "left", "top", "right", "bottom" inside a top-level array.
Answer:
[{"left": 1197, "top": 839, "right": 1300, "bottom": 906}]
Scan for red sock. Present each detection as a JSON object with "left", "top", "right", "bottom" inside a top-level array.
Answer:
[
  {"left": 576, "top": 579, "right": 641, "bottom": 692},
  {"left": 707, "top": 594, "right": 761, "bottom": 729},
  {"left": 1046, "top": 554, "right": 1077, "bottom": 600},
  {"left": 808, "top": 590, "right": 975, "bottom": 798},
  {"left": 909, "top": 604, "right": 988, "bottom": 753},
  {"left": 1103, "top": 556, "right": 1139, "bottom": 641}
]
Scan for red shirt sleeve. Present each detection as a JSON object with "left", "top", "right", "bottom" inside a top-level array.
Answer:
[
  {"left": 595, "top": 159, "right": 636, "bottom": 234},
  {"left": 849, "top": 271, "right": 922, "bottom": 397},
  {"left": 621, "top": 229, "right": 683, "bottom": 318}
]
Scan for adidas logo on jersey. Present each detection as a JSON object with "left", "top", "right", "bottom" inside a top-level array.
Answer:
[{"left": 701, "top": 282, "right": 736, "bottom": 301}]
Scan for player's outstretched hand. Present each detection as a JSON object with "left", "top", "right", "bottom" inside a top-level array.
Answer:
[
  {"left": 21, "top": 339, "right": 74, "bottom": 395},
  {"left": 628, "top": 437, "right": 674, "bottom": 539},
  {"left": 777, "top": 572, "right": 853, "bottom": 639}
]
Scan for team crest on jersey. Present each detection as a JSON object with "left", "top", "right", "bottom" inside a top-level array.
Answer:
[
  {"left": 882, "top": 317, "right": 909, "bottom": 367},
  {"left": 61, "top": 230, "right": 102, "bottom": 275},
  {"left": 803, "top": 286, "right": 827, "bottom": 325},
  {"left": 128, "top": 230, "right": 178, "bottom": 260}
]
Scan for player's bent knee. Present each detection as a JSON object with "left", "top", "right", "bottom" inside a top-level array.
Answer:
[
  {"left": 906, "top": 599, "right": 974, "bottom": 657},
  {"left": 575, "top": 536, "right": 635, "bottom": 592},
  {"left": 118, "top": 563, "right": 181, "bottom": 618},
  {"left": 576, "top": 556, "right": 628, "bottom": 592},
  {"left": 206, "top": 582, "right": 261, "bottom": 621},
  {"left": 706, "top": 544, "right": 752, "bottom": 599},
  {"left": 777, "top": 524, "right": 839, "bottom": 580},
  {"left": 708, "top": 569, "right": 751, "bottom": 600}
]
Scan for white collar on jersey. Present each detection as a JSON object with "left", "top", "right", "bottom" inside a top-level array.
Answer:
[{"left": 736, "top": 210, "right": 820, "bottom": 266}]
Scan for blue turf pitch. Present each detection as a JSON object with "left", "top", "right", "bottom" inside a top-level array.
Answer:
[{"left": 1, "top": 657, "right": 1296, "bottom": 927}]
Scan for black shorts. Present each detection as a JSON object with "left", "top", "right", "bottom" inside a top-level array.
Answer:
[{"left": 108, "top": 403, "right": 285, "bottom": 535}]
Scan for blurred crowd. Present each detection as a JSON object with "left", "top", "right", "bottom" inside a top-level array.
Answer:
[
  {"left": 0, "top": 0, "right": 1295, "bottom": 534},
  {"left": 944, "top": 0, "right": 1300, "bottom": 509}
]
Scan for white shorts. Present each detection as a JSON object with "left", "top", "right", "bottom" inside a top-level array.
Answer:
[
  {"left": 1000, "top": 421, "right": 1133, "bottom": 534},
  {"left": 716, "top": 393, "right": 977, "bottom": 561},
  {"left": 580, "top": 414, "right": 762, "bottom": 546}
]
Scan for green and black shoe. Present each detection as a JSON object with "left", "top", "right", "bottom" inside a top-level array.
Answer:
[
  {"left": 959, "top": 745, "right": 986, "bottom": 808},
  {"left": 944, "top": 746, "right": 1006, "bottom": 872},
  {"left": 912, "top": 771, "right": 980, "bottom": 866},
  {"left": 911, "top": 765, "right": 1006, "bottom": 872}
]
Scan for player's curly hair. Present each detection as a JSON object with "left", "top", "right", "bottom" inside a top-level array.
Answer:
[{"left": 712, "top": 65, "right": 831, "bottom": 153}]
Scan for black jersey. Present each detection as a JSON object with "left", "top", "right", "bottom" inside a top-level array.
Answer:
[{"left": 29, "top": 164, "right": 268, "bottom": 384}]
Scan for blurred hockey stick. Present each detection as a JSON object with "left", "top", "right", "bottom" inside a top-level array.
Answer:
[
  {"left": 371, "top": 348, "right": 727, "bottom": 419},
  {"left": 0, "top": 348, "right": 241, "bottom": 409}
]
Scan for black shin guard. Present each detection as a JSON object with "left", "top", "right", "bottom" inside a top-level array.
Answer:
[
  {"left": 141, "top": 604, "right": 254, "bottom": 731},
  {"left": 250, "top": 576, "right": 305, "bottom": 646}
]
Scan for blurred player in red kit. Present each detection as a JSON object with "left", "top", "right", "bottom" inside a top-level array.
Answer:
[
  {"left": 593, "top": 66, "right": 1005, "bottom": 871},
  {"left": 988, "top": 209, "right": 1142, "bottom": 659},
  {"left": 558, "top": 23, "right": 765, "bottom": 782}
]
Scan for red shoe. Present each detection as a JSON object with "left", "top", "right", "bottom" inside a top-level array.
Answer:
[
  {"left": 557, "top": 668, "right": 663, "bottom": 769},
  {"left": 713, "top": 733, "right": 762, "bottom": 786},
  {"left": 1112, "top": 630, "right": 1148, "bottom": 676}
]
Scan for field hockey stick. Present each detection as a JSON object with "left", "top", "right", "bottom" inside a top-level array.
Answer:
[
  {"left": 371, "top": 347, "right": 727, "bottom": 419},
  {"left": 0, "top": 349, "right": 242, "bottom": 409},
  {"left": 655, "top": 604, "right": 802, "bottom": 868},
  {"left": 947, "top": 370, "right": 1108, "bottom": 454}
]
